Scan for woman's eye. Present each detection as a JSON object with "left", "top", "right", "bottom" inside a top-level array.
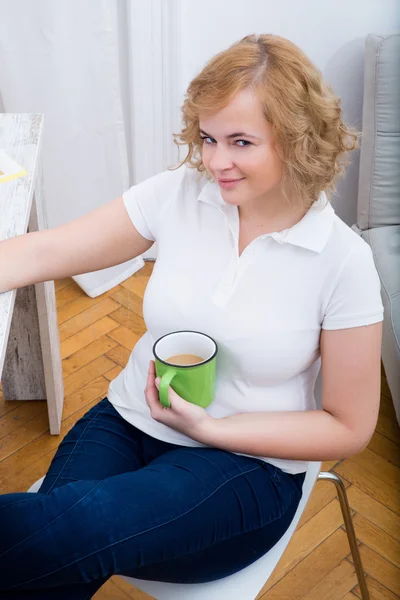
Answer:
[
  {"left": 200, "top": 136, "right": 251, "bottom": 147},
  {"left": 200, "top": 136, "right": 214, "bottom": 144}
]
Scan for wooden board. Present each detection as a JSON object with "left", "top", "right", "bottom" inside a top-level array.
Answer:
[{"left": 0, "top": 114, "right": 64, "bottom": 434}]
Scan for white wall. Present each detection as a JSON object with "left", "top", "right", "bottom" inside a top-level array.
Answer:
[
  {"left": 179, "top": 0, "right": 399, "bottom": 87},
  {"left": 170, "top": 0, "right": 399, "bottom": 227}
]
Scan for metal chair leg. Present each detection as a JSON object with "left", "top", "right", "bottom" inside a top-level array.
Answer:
[{"left": 317, "top": 471, "right": 370, "bottom": 600}]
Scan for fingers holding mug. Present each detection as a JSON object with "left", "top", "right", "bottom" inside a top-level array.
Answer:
[{"left": 144, "top": 360, "right": 160, "bottom": 414}]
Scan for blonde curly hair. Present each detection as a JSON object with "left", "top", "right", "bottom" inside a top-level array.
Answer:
[{"left": 172, "top": 34, "right": 359, "bottom": 210}]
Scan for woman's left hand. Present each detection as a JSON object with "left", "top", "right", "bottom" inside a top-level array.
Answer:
[{"left": 144, "top": 360, "right": 214, "bottom": 441}]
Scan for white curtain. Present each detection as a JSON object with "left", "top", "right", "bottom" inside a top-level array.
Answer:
[{"left": 0, "top": 0, "right": 151, "bottom": 297}]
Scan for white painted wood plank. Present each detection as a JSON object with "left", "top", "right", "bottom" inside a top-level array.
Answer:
[
  {"left": 30, "top": 156, "right": 64, "bottom": 434},
  {"left": 0, "top": 114, "right": 64, "bottom": 434},
  {"left": 0, "top": 114, "right": 43, "bottom": 374}
]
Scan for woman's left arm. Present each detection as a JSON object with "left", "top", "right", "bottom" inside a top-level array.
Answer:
[{"left": 197, "top": 322, "right": 383, "bottom": 461}]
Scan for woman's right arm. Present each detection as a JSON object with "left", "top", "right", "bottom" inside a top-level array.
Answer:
[{"left": 0, "top": 196, "right": 153, "bottom": 293}]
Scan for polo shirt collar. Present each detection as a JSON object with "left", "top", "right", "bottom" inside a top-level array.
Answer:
[{"left": 197, "top": 180, "right": 335, "bottom": 253}]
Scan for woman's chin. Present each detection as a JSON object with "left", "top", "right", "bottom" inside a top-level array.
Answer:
[
  {"left": 220, "top": 190, "right": 245, "bottom": 206},
  {"left": 221, "top": 196, "right": 241, "bottom": 206}
]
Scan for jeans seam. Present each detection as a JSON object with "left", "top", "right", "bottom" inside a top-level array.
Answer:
[
  {"left": 126, "top": 486, "right": 302, "bottom": 576},
  {"left": 161, "top": 448, "right": 257, "bottom": 476},
  {"left": 0, "top": 480, "right": 104, "bottom": 563},
  {"left": 45, "top": 400, "right": 109, "bottom": 494},
  {"left": 0, "top": 497, "right": 41, "bottom": 511},
  {"left": 64, "top": 439, "right": 136, "bottom": 464},
  {"left": 7, "top": 464, "right": 263, "bottom": 589}
]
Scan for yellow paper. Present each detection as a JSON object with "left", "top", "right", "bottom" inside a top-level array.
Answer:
[{"left": 0, "top": 149, "right": 27, "bottom": 183}]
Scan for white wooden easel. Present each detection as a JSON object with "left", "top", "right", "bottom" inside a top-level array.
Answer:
[{"left": 0, "top": 113, "right": 64, "bottom": 434}]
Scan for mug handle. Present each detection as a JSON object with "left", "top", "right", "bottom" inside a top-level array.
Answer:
[{"left": 159, "top": 369, "right": 177, "bottom": 408}]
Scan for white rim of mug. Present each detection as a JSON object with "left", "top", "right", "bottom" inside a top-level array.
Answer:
[{"left": 152, "top": 330, "right": 218, "bottom": 368}]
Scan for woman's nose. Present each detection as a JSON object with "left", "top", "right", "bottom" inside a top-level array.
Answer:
[{"left": 209, "top": 145, "right": 234, "bottom": 172}]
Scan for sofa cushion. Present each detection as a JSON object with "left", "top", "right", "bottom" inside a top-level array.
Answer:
[
  {"left": 362, "top": 226, "right": 400, "bottom": 424},
  {"left": 357, "top": 34, "right": 400, "bottom": 229}
]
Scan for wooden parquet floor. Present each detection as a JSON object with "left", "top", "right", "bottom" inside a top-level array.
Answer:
[{"left": 0, "top": 260, "right": 399, "bottom": 599}]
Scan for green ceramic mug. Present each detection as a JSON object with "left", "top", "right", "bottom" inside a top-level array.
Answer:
[{"left": 153, "top": 330, "right": 218, "bottom": 409}]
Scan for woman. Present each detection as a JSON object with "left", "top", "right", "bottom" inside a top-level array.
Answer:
[{"left": 0, "top": 34, "right": 383, "bottom": 598}]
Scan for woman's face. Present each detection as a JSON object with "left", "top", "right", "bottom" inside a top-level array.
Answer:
[{"left": 199, "top": 88, "right": 285, "bottom": 214}]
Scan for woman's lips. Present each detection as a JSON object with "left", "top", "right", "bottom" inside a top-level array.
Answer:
[{"left": 217, "top": 177, "right": 245, "bottom": 189}]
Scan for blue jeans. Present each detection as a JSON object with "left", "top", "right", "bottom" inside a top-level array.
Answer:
[{"left": 0, "top": 398, "right": 305, "bottom": 599}]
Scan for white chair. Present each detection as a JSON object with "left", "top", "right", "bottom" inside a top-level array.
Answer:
[{"left": 28, "top": 462, "right": 370, "bottom": 599}]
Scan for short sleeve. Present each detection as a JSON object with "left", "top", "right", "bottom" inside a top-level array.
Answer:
[
  {"left": 122, "top": 167, "right": 186, "bottom": 242},
  {"left": 322, "top": 242, "right": 384, "bottom": 330}
]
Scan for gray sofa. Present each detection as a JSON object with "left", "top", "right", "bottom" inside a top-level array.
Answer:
[{"left": 354, "top": 34, "right": 400, "bottom": 425}]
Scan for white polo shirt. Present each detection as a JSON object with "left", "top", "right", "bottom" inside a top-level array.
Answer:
[{"left": 107, "top": 165, "right": 384, "bottom": 474}]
